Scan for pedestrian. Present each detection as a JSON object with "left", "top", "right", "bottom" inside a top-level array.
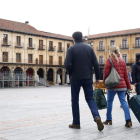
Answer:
[
  {"left": 131, "top": 54, "right": 140, "bottom": 95},
  {"left": 127, "top": 66, "right": 133, "bottom": 85},
  {"left": 103, "top": 46, "right": 132, "bottom": 127},
  {"left": 64, "top": 31, "right": 104, "bottom": 131}
]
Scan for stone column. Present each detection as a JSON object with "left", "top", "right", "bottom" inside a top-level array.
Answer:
[
  {"left": 62, "top": 69, "right": 65, "bottom": 85},
  {"left": 53, "top": 70, "right": 57, "bottom": 85}
]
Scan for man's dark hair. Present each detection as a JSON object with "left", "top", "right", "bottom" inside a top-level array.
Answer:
[{"left": 72, "top": 31, "right": 83, "bottom": 41}]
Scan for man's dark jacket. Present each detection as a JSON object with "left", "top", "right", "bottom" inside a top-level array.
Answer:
[
  {"left": 132, "top": 61, "right": 140, "bottom": 83},
  {"left": 64, "top": 41, "right": 100, "bottom": 80}
]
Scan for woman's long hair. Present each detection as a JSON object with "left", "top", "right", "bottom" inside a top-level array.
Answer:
[{"left": 109, "top": 46, "right": 122, "bottom": 63}]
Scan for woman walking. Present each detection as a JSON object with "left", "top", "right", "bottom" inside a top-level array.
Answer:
[{"left": 103, "top": 46, "right": 132, "bottom": 127}]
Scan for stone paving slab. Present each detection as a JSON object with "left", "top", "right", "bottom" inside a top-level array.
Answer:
[{"left": 0, "top": 86, "right": 140, "bottom": 140}]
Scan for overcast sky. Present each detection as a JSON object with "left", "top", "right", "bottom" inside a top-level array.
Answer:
[{"left": 0, "top": 0, "right": 140, "bottom": 37}]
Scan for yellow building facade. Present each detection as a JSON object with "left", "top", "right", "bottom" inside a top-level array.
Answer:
[
  {"left": 87, "top": 30, "right": 140, "bottom": 79},
  {"left": 0, "top": 19, "right": 73, "bottom": 87}
]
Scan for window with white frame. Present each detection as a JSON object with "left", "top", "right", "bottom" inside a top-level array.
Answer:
[
  {"left": 99, "top": 41, "right": 104, "bottom": 50},
  {"left": 122, "top": 54, "right": 127, "bottom": 63},
  {"left": 135, "top": 38, "right": 140, "bottom": 47},
  {"left": 99, "top": 56, "right": 104, "bottom": 64},
  {"left": 122, "top": 39, "right": 127, "bottom": 48},
  {"left": 110, "top": 40, "right": 115, "bottom": 46}
]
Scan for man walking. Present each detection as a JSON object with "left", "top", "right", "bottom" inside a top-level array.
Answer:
[
  {"left": 132, "top": 54, "right": 140, "bottom": 95},
  {"left": 64, "top": 31, "right": 104, "bottom": 131}
]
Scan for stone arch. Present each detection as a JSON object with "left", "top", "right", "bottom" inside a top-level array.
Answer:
[
  {"left": 56, "top": 68, "right": 63, "bottom": 85},
  {"left": 14, "top": 67, "right": 23, "bottom": 74},
  {"left": 0, "top": 66, "right": 11, "bottom": 73},
  {"left": 26, "top": 67, "right": 35, "bottom": 76},
  {"left": 47, "top": 68, "right": 54, "bottom": 84},
  {"left": 37, "top": 68, "right": 45, "bottom": 78}
]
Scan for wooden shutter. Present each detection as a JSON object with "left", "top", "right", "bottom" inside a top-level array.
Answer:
[
  {"left": 29, "top": 38, "right": 32, "bottom": 47},
  {"left": 39, "top": 40, "right": 43, "bottom": 49},
  {"left": 3, "top": 52, "right": 8, "bottom": 62},
  {"left": 28, "top": 54, "right": 32, "bottom": 63},
  {"left": 39, "top": 55, "right": 43, "bottom": 64},
  {"left": 59, "top": 57, "right": 62, "bottom": 65},
  {"left": 49, "top": 56, "right": 53, "bottom": 65},
  {"left": 17, "top": 36, "right": 21, "bottom": 46}
]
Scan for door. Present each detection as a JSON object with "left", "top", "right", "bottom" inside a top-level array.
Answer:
[
  {"left": 59, "top": 57, "right": 62, "bottom": 65},
  {"left": 3, "top": 52, "right": 8, "bottom": 62},
  {"left": 28, "top": 54, "right": 32, "bottom": 63},
  {"left": 29, "top": 38, "right": 32, "bottom": 47},
  {"left": 17, "top": 36, "right": 21, "bottom": 46},
  {"left": 39, "top": 40, "right": 43, "bottom": 49},
  {"left": 3, "top": 34, "right": 8, "bottom": 45},
  {"left": 49, "top": 56, "right": 53, "bottom": 65},
  {"left": 39, "top": 55, "right": 43, "bottom": 64},
  {"left": 36, "top": 58, "right": 38, "bottom": 64}
]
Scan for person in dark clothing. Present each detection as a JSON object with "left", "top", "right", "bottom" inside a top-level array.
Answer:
[
  {"left": 64, "top": 31, "right": 104, "bottom": 131},
  {"left": 131, "top": 54, "right": 140, "bottom": 95}
]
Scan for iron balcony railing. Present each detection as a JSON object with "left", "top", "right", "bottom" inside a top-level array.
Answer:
[
  {"left": 15, "top": 42, "right": 24, "bottom": 48},
  {"left": 38, "top": 45, "right": 45, "bottom": 50},
  {"left": 57, "top": 47, "right": 63, "bottom": 52},
  {"left": 97, "top": 46, "right": 105, "bottom": 51},
  {"left": 119, "top": 44, "right": 129, "bottom": 49},
  {"left": 1, "top": 40, "right": 11, "bottom": 46},
  {"left": 133, "top": 43, "right": 140, "bottom": 48},
  {"left": 48, "top": 46, "right": 55, "bottom": 51},
  {"left": 27, "top": 43, "right": 36, "bottom": 49}
]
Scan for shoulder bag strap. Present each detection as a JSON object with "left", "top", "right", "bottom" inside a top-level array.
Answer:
[{"left": 109, "top": 58, "right": 114, "bottom": 67}]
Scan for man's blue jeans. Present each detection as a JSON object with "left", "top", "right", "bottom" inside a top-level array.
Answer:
[
  {"left": 136, "top": 82, "right": 140, "bottom": 95},
  {"left": 71, "top": 80, "right": 100, "bottom": 125},
  {"left": 106, "top": 90, "right": 131, "bottom": 121}
]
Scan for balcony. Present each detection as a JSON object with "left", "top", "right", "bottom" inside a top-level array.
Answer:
[
  {"left": 35, "top": 60, "right": 44, "bottom": 65},
  {"left": 58, "top": 48, "right": 63, "bottom": 52},
  {"left": 38, "top": 45, "right": 45, "bottom": 50},
  {"left": 133, "top": 43, "right": 140, "bottom": 48},
  {"left": 27, "top": 44, "right": 35, "bottom": 49},
  {"left": 120, "top": 44, "right": 129, "bottom": 49},
  {"left": 97, "top": 46, "right": 105, "bottom": 51},
  {"left": 1, "top": 41, "right": 11, "bottom": 46},
  {"left": 15, "top": 42, "right": 24, "bottom": 48},
  {"left": 48, "top": 46, "right": 54, "bottom": 51}
]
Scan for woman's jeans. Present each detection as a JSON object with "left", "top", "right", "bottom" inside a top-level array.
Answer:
[{"left": 106, "top": 90, "right": 131, "bottom": 121}]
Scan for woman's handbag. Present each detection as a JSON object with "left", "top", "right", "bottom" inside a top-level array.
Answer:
[{"left": 104, "top": 58, "right": 121, "bottom": 88}]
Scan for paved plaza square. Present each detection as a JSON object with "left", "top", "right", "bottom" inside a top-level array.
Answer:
[{"left": 0, "top": 86, "right": 140, "bottom": 140}]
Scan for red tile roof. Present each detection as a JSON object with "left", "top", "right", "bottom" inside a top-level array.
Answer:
[
  {"left": 88, "top": 28, "right": 140, "bottom": 39},
  {"left": 0, "top": 18, "right": 72, "bottom": 41}
]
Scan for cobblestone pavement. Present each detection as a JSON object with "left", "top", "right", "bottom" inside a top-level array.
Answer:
[{"left": 0, "top": 86, "right": 140, "bottom": 140}]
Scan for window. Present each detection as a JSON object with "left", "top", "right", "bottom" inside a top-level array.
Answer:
[
  {"left": 3, "top": 52, "right": 8, "bottom": 62},
  {"left": 49, "top": 41, "right": 53, "bottom": 50},
  {"left": 39, "top": 55, "right": 43, "bottom": 64},
  {"left": 59, "top": 56, "right": 62, "bottom": 65},
  {"left": 16, "top": 36, "right": 21, "bottom": 46},
  {"left": 122, "top": 54, "right": 127, "bottom": 63},
  {"left": 67, "top": 43, "right": 70, "bottom": 49},
  {"left": 16, "top": 53, "right": 21, "bottom": 62},
  {"left": 122, "top": 39, "right": 127, "bottom": 48},
  {"left": 29, "top": 38, "right": 32, "bottom": 47},
  {"left": 110, "top": 40, "right": 115, "bottom": 46},
  {"left": 3, "top": 34, "right": 8, "bottom": 44},
  {"left": 99, "top": 56, "right": 103, "bottom": 64},
  {"left": 49, "top": 56, "right": 53, "bottom": 65},
  {"left": 39, "top": 40, "right": 43, "bottom": 49},
  {"left": 99, "top": 41, "right": 103, "bottom": 50},
  {"left": 58, "top": 42, "right": 62, "bottom": 51},
  {"left": 135, "top": 38, "right": 140, "bottom": 47},
  {"left": 28, "top": 54, "right": 33, "bottom": 63}
]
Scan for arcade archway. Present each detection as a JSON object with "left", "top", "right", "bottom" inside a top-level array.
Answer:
[
  {"left": 47, "top": 68, "right": 53, "bottom": 84},
  {"left": 57, "top": 68, "right": 62, "bottom": 85},
  {"left": 37, "top": 68, "right": 44, "bottom": 78}
]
